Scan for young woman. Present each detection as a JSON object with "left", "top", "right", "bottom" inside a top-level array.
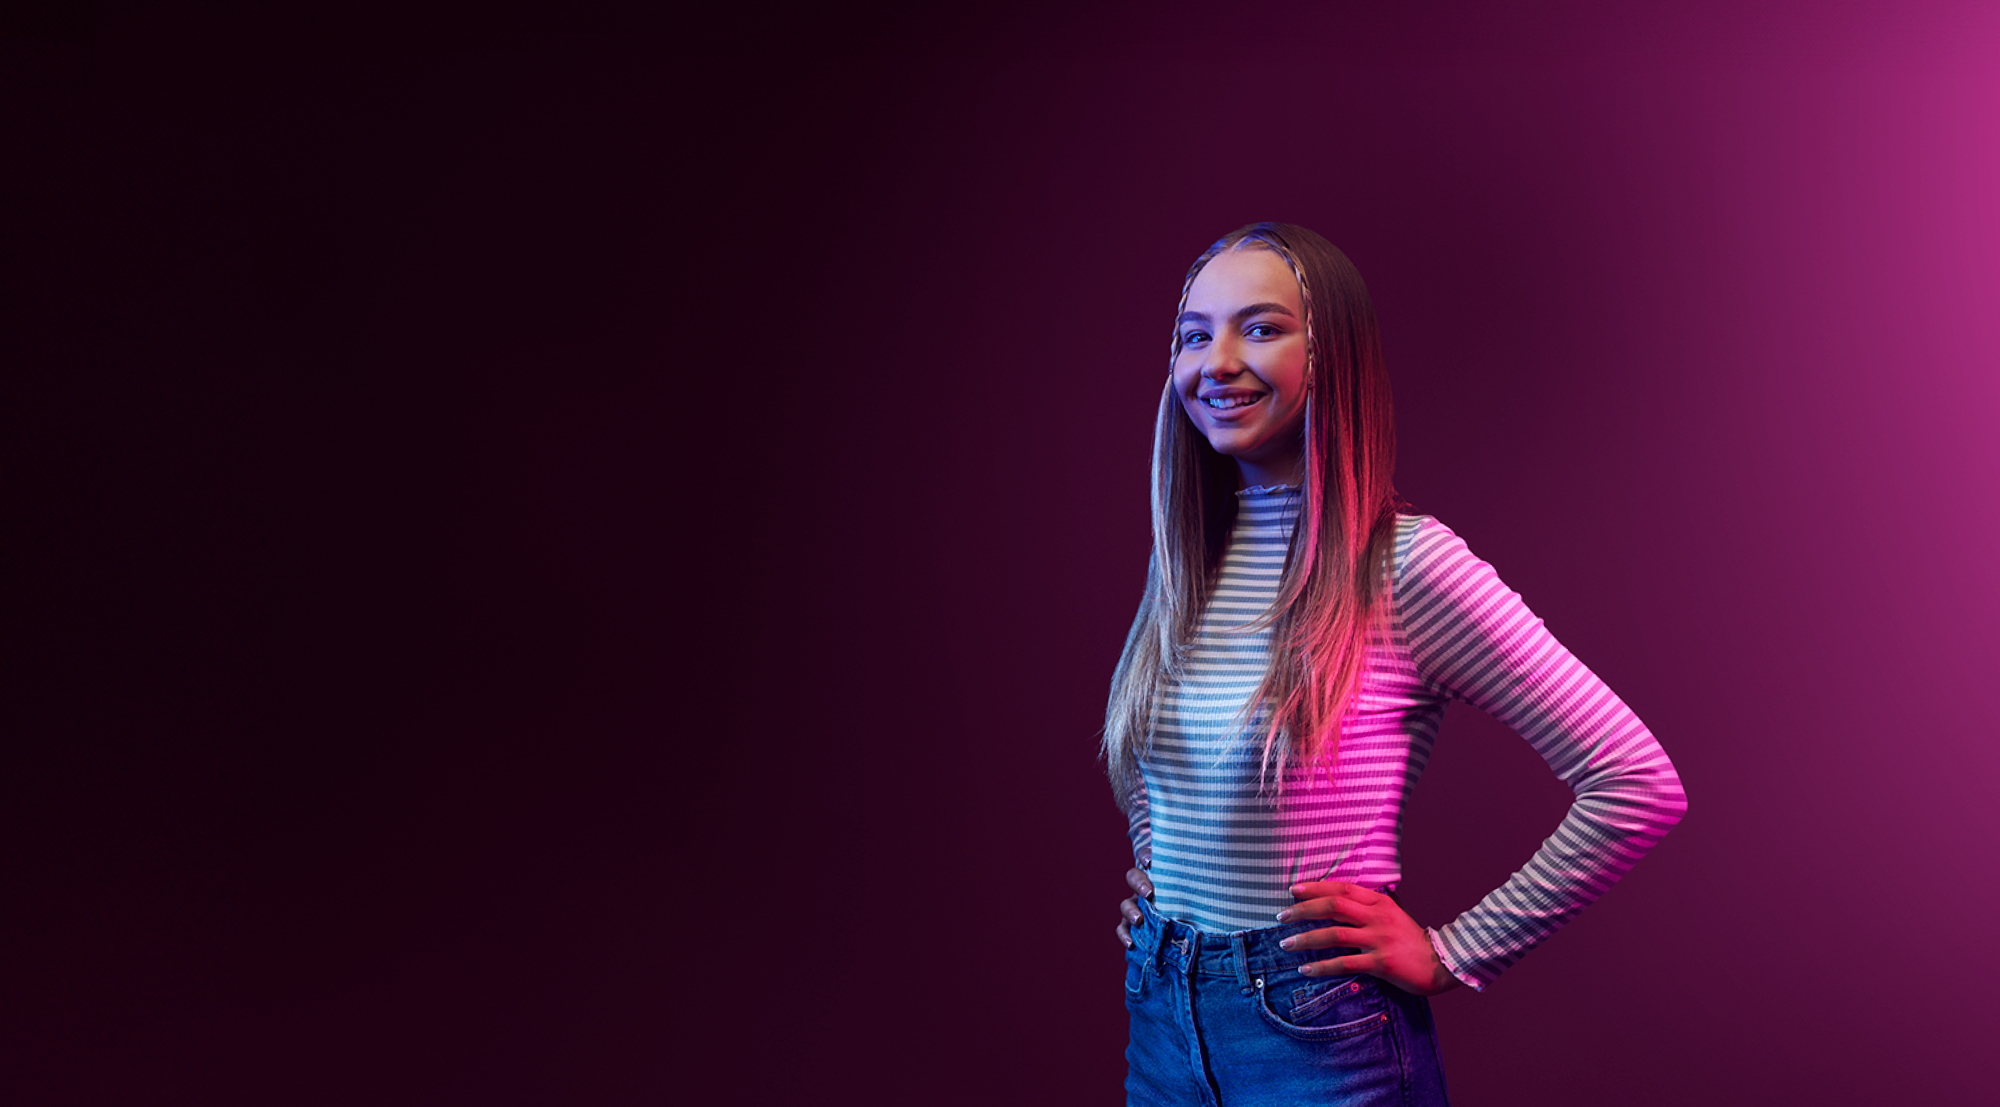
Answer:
[{"left": 1106, "top": 223, "right": 1687, "bottom": 1106}]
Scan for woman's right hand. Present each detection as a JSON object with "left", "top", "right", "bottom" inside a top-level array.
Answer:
[{"left": 1116, "top": 852, "right": 1155, "bottom": 949}]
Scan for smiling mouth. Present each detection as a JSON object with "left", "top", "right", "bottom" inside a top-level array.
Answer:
[{"left": 1202, "top": 394, "right": 1264, "bottom": 410}]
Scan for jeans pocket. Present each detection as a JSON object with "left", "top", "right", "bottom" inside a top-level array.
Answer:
[
  {"left": 1253, "top": 973, "right": 1391, "bottom": 1041},
  {"left": 1124, "top": 946, "right": 1149, "bottom": 999}
]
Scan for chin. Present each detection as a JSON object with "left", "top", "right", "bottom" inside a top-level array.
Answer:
[{"left": 1205, "top": 434, "right": 1261, "bottom": 459}]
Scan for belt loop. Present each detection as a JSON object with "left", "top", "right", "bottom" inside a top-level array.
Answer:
[
  {"left": 1152, "top": 908, "right": 1181, "bottom": 977},
  {"left": 1231, "top": 931, "right": 1252, "bottom": 994}
]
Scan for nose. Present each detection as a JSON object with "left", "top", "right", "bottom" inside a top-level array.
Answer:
[{"left": 1199, "top": 337, "right": 1248, "bottom": 379}]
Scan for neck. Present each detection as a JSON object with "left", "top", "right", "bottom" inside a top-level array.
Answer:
[{"left": 1235, "top": 451, "right": 1304, "bottom": 490}]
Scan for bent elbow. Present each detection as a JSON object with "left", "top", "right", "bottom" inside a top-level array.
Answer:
[{"left": 1655, "top": 767, "right": 1689, "bottom": 833}]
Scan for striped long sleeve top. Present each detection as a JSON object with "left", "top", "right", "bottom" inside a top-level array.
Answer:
[{"left": 1124, "top": 486, "right": 1687, "bottom": 989}]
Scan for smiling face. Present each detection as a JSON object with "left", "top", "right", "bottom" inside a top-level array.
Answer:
[{"left": 1173, "top": 244, "right": 1310, "bottom": 488}]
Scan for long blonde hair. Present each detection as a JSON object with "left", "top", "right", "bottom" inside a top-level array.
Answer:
[{"left": 1104, "top": 223, "right": 1402, "bottom": 809}]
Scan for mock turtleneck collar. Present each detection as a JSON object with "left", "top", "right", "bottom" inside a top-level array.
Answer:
[{"left": 1236, "top": 483, "right": 1300, "bottom": 498}]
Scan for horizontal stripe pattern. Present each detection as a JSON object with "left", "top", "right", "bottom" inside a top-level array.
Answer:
[{"left": 1127, "top": 492, "right": 1686, "bottom": 989}]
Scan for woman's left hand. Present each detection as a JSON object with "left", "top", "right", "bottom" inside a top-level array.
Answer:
[{"left": 1275, "top": 881, "right": 1462, "bottom": 997}]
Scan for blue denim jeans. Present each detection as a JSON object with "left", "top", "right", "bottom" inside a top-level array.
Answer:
[{"left": 1124, "top": 896, "right": 1450, "bottom": 1107}]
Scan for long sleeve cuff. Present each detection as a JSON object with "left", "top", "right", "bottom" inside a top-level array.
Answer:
[{"left": 1426, "top": 926, "right": 1485, "bottom": 992}]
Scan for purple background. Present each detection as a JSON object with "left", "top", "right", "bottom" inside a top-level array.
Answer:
[{"left": 9, "top": 3, "right": 1998, "bottom": 1103}]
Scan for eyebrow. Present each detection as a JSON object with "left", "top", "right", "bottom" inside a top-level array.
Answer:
[{"left": 1177, "top": 302, "right": 1299, "bottom": 327}]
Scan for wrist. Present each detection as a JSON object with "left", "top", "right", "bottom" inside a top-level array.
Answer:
[{"left": 1425, "top": 926, "right": 1482, "bottom": 993}]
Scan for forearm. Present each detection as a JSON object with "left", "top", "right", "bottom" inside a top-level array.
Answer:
[
  {"left": 1435, "top": 756, "right": 1686, "bottom": 987},
  {"left": 1126, "top": 772, "right": 1153, "bottom": 861}
]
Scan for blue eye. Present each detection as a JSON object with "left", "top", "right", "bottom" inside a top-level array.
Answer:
[
  {"left": 1248, "top": 323, "right": 1282, "bottom": 338},
  {"left": 1181, "top": 330, "right": 1211, "bottom": 345}
]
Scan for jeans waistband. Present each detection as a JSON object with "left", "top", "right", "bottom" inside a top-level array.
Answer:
[{"left": 1131, "top": 895, "right": 1365, "bottom": 986}]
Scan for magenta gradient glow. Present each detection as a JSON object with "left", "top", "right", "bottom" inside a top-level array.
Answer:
[{"left": 798, "top": 9, "right": 2000, "bottom": 1107}]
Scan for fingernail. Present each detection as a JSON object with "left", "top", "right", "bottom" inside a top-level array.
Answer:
[
  {"left": 1298, "top": 964, "right": 1316, "bottom": 976},
  {"left": 1124, "top": 939, "right": 1134, "bottom": 949},
  {"left": 1141, "top": 884, "right": 1154, "bottom": 896},
  {"left": 1279, "top": 937, "right": 1296, "bottom": 950},
  {"left": 1275, "top": 910, "right": 1292, "bottom": 923}
]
